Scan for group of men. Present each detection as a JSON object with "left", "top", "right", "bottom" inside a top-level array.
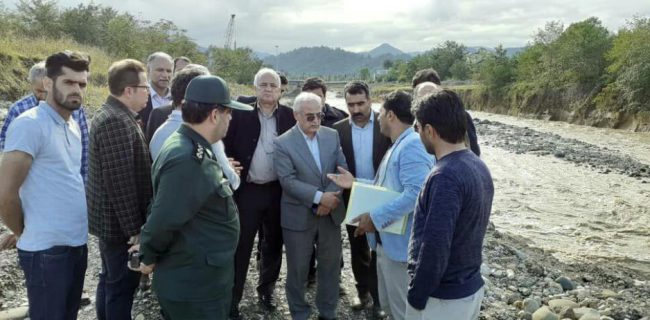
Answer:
[{"left": 0, "top": 48, "right": 494, "bottom": 320}]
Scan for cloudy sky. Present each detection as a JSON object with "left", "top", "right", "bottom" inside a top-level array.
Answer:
[{"left": 5, "top": 0, "right": 650, "bottom": 53}]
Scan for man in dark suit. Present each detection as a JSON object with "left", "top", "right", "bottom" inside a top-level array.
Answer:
[
  {"left": 223, "top": 68, "right": 296, "bottom": 319},
  {"left": 137, "top": 52, "right": 173, "bottom": 133},
  {"left": 274, "top": 92, "right": 347, "bottom": 320},
  {"left": 333, "top": 81, "right": 390, "bottom": 319},
  {"left": 301, "top": 77, "right": 348, "bottom": 127}
]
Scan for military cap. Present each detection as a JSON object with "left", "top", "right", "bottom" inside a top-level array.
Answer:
[{"left": 185, "top": 75, "right": 253, "bottom": 111}]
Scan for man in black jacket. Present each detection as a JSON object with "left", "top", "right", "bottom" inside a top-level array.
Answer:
[
  {"left": 301, "top": 77, "right": 348, "bottom": 127},
  {"left": 223, "top": 68, "right": 296, "bottom": 319},
  {"left": 333, "top": 81, "right": 390, "bottom": 319}
]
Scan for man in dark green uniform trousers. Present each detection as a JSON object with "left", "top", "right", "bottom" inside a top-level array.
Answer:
[{"left": 130, "top": 75, "right": 253, "bottom": 319}]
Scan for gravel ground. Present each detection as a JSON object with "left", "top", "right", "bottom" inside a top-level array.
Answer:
[{"left": 1, "top": 116, "right": 649, "bottom": 320}]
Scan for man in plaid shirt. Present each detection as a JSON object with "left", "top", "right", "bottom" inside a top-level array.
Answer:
[
  {"left": 0, "top": 61, "right": 90, "bottom": 182},
  {"left": 87, "top": 59, "right": 153, "bottom": 320}
]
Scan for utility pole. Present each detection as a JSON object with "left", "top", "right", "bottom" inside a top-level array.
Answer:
[{"left": 275, "top": 45, "right": 280, "bottom": 71}]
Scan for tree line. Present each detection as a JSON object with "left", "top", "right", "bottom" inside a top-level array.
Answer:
[
  {"left": 381, "top": 16, "right": 650, "bottom": 113},
  {"left": 0, "top": 0, "right": 264, "bottom": 86}
]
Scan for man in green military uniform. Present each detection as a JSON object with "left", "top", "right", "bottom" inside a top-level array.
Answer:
[{"left": 130, "top": 75, "right": 253, "bottom": 319}]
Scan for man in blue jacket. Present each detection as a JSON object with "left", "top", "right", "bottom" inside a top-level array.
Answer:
[
  {"left": 407, "top": 90, "right": 494, "bottom": 319},
  {"left": 328, "top": 91, "right": 434, "bottom": 320}
]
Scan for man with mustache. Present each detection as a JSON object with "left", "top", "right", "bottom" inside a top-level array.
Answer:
[
  {"left": 301, "top": 77, "right": 348, "bottom": 128},
  {"left": 332, "top": 81, "right": 391, "bottom": 319},
  {"left": 88, "top": 59, "right": 153, "bottom": 320},
  {"left": 0, "top": 51, "right": 90, "bottom": 319},
  {"left": 138, "top": 52, "right": 173, "bottom": 132}
]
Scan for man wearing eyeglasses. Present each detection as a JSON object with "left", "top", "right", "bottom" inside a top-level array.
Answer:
[
  {"left": 223, "top": 68, "right": 296, "bottom": 319},
  {"left": 87, "top": 59, "right": 153, "bottom": 320},
  {"left": 137, "top": 52, "right": 173, "bottom": 132},
  {"left": 274, "top": 91, "right": 347, "bottom": 320}
]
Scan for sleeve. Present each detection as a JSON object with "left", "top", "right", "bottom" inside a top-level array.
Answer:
[
  {"left": 74, "top": 108, "right": 90, "bottom": 180},
  {"left": 274, "top": 138, "right": 320, "bottom": 207},
  {"left": 3, "top": 116, "right": 42, "bottom": 158},
  {"left": 324, "top": 131, "right": 349, "bottom": 193},
  {"left": 407, "top": 173, "right": 461, "bottom": 310},
  {"left": 212, "top": 141, "right": 241, "bottom": 190},
  {"left": 139, "top": 157, "right": 213, "bottom": 265},
  {"left": 0, "top": 106, "right": 24, "bottom": 151},
  {"left": 96, "top": 118, "right": 145, "bottom": 237},
  {"left": 369, "top": 140, "right": 433, "bottom": 231},
  {"left": 465, "top": 112, "right": 480, "bottom": 156}
]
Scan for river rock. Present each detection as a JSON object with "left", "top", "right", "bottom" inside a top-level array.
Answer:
[
  {"left": 0, "top": 306, "right": 28, "bottom": 320},
  {"left": 573, "top": 307, "right": 599, "bottom": 319},
  {"left": 555, "top": 276, "right": 575, "bottom": 291},
  {"left": 597, "top": 289, "right": 618, "bottom": 299},
  {"left": 532, "top": 306, "right": 559, "bottom": 320},
  {"left": 557, "top": 306, "right": 575, "bottom": 319},
  {"left": 577, "top": 309, "right": 600, "bottom": 320},
  {"left": 545, "top": 282, "right": 564, "bottom": 296},
  {"left": 548, "top": 299, "right": 579, "bottom": 313},
  {"left": 524, "top": 297, "right": 542, "bottom": 314}
]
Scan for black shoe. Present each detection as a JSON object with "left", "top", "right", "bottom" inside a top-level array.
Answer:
[
  {"left": 258, "top": 293, "right": 277, "bottom": 311},
  {"left": 350, "top": 292, "right": 371, "bottom": 310},
  {"left": 318, "top": 317, "right": 336, "bottom": 320}
]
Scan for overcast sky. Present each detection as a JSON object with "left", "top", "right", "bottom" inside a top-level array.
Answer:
[{"left": 5, "top": 0, "right": 650, "bottom": 53}]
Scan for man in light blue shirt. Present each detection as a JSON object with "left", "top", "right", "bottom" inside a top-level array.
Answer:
[
  {"left": 0, "top": 51, "right": 91, "bottom": 320},
  {"left": 329, "top": 90, "right": 434, "bottom": 320}
]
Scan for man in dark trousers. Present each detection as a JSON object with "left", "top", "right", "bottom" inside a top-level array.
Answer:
[
  {"left": 223, "top": 68, "right": 296, "bottom": 319},
  {"left": 407, "top": 89, "right": 493, "bottom": 319},
  {"left": 333, "top": 81, "right": 390, "bottom": 319},
  {"left": 87, "top": 59, "right": 153, "bottom": 320},
  {"left": 411, "top": 68, "right": 480, "bottom": 156}
]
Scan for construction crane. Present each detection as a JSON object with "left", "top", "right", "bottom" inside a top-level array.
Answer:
[{"left": 224, "top": 14, "right": 236, "bottom": 50}]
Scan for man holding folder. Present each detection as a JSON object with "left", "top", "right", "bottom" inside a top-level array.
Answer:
[{"left": 328, "top": 90, "right": 434, "bottom": 320}]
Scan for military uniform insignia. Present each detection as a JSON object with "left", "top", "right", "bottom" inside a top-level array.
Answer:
[{"left": 194, "top": 143, "right": 205, "bottom": 162}]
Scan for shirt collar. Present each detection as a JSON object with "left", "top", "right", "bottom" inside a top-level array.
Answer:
[
  {"left": 39, "top": 101, "right": 67, "bottom": 126},
  {"left": 149, "top": 83, "right": 171, "bottom": 99},
  {"left": 169, "top": 110, "right": 182, "bottom": 120},
  {"left": 394, "top": 126, "right": 415, "bottom": 145},
  {"left": 349, "top": 112, "right": 375, "bottom": 128},
  {"left": 256, "top": 102, "right": 278, "bottom": 118},
  {"left": 106, "top": 95, "right": 138, "bottom": 118},
  {"left": 177, "top": 123, "right": 212, "bottom": 150},
  {"left": 296, "top": 125, "right": 318, "bottom": 142}
]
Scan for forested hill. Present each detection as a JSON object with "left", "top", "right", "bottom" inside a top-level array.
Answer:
[{"left": 263, "top": 45, "right": 411, "bottom": 77}]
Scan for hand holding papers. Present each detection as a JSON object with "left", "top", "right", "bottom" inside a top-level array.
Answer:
[{"left": 345, "top": 182, "right": 408, "bottom": 235}]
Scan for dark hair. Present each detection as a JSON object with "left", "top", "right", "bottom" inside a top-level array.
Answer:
[
  {"left": 182, "top": 101, "right": 226, "bottom": 124},
  {"left": 343, "top": 81, "right": 370, "bottom": 99},
  {"left": 107, "top": 59, "right": 146, "bottom": 96},
  {"left": 280, "top": 74, "right": 288, "bottom": 85},
  {"left": 173, "top": 56, "right": 191, "bottom": 72},
  {"left": 302, "top": 77, "right": 327, "bottom": 94},
  {"left": 170, "top": 66, "right": 209, "bottom": 106},
  {"left": 382, "top": 90, "right": 414, "bottom": 125},
  {"left": 412, "top": 90, "right": 467, "bottom": 144},
  {"left": 412, "top": 68, "right": 441, "bottom": 87},
  {"left": 45, "top": 51, "right": 91, "bottom": 80}
]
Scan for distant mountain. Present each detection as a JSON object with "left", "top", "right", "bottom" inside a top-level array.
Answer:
[
  {"left": 466, "top": 46, "right": 524, "bottom": 57},
  {"left": 263, "top": 45, "right": 410, "bottom": 76},
  {"left": 254, "top": 51, "right": 272, "bottom": 60},
  {"left": 365, "top": 43, "right": 405, "bottom": 58}
]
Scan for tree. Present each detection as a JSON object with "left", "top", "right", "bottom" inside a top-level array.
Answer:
[
  {"left": 15, "top": 0, "right": 62, "bottom": 38},
  {"left": 359, "top": 68, "right": 370, "bottom": 81},
  {"left": 208, "top": 47, "right": 263, "bottom": 84},
  {"left": 476, "top": 45, "right": 516, "bottom": 92}
]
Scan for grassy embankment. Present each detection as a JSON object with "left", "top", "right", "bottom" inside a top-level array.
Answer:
[{"left": 0, "top": 35, "right": 254, "bottom": 114}]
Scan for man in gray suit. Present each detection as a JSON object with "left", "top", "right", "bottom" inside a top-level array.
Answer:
[{"left": 274, "top": 92, "right": 348, "bottom": 320}]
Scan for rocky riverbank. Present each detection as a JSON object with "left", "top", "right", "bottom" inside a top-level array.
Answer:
[{"left": 1, "top": 112, "right": 649, "bottom": 320}]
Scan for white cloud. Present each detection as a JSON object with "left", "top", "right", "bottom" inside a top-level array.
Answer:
[{"left": 4, "top": 0, "right": 650, "bottom": 53}]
